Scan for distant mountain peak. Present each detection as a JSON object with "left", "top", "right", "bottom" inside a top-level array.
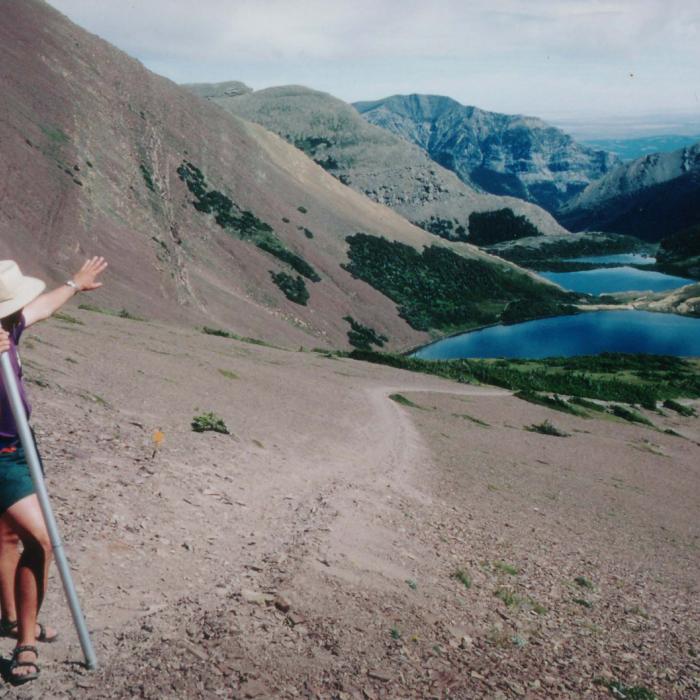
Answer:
[{"left": 354, "top": 94, "right": 619, "bottom": 213}]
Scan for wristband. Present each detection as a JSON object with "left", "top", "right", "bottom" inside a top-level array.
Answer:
[{"left": 65, "top": 279, "right": 80, "bottom": 291}]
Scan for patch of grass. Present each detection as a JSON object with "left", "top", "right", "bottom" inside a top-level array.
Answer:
[
  {"left": 526, "top": 419, "right": 570, "bottom": 437},
  {"left": 570, "top": 396, "right": 607, "bottom": 412},
  {"left": 574, "top": 576, "right": 594, "bottom": 590},
  {"left": 663, "top": 398, "right": 696, "bottom": 417},
  {"left": 53, "top": 312, "right": 84, "bottom": 325},
  {"left": 594, "top": 678, "right": 657, "bottom": 700},
  {"left": 452, "top": 412, "right": 489, "bottom": 427},
  {"left": 348, "top": 351, "right": 700, "bottom": 405},
  {"left": 389, "top": 394, "right": 422, "bottom": 409},
  {"left": 191, "top": 412, "right": 229, "bottom": 434},
  {"left": 610, "top": 404, "right": 654, "bottom": 426},
  {"left": 573, "top": 598, "right": 593, "bottom": 608},
  {"left": 494, "top": 587, "right": 546, "bottom": 614},
  {"left": 516, "top": 390, "right": 585, "bottom": 416},
  {"left": 201, "top": 326, "right": 274, "bottom": 348},
  {"left": 343, "top": 316, "right": 387, "bottom": 350},
  {"left": 78, "top": 303, "right": 145, "bottom": 321},
  {"left": 218, "top": 369, "right": 239, "bottom": 380},
  {"left": 494, "top": 561, "right": 519, "bottom": 576},
  {"left": 270, "top": 271, "right": 309, "bottom": 305},
  {"left": 41, "top": 124, "right": 69, "bottom": 144},
  {"left": 451, "top": 570, "right": 472, "bottom": 589},
  {"left": 140, "top": 163, "right": 155, "bottom": 192}
]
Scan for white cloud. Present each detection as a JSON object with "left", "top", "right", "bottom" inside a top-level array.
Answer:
[{"left": 46, "top": 0, "right": 700, "bottom": 128}]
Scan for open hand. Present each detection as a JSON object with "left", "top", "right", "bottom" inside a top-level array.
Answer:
[{"left": 72, "top": 257, "right": 108, "bottom": 292}]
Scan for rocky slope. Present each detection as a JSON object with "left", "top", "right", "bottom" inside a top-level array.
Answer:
[
  {"left": 185, "top": 83, "right": 569, "bottom": 240},
  {"left": 558, "top": 142, "right": 700, "bottom": 242},
  {"left": 354, "top": 94, "right": 618, "bottom": 212},
  {"left": 0, "top": 0, "right": 565, "bottom": 353},
  {"left": 14, "top": 308, "right": 700, "bottom": 698}
]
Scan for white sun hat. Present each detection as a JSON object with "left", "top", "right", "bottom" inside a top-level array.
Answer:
[{"left": 0, "top": 260, "right": 46, "bottom": 319}]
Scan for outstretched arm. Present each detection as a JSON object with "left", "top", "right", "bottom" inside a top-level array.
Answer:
[{"left": 23, "top": 257, "right": 108, "bottom": 328}]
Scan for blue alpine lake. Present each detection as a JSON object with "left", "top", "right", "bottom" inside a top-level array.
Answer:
[
  {"left": 539, "top": 266, "right": 694, "bottom": 295},
  {"left": 412, "top": 311, "right": 700, "bottom": 360}
]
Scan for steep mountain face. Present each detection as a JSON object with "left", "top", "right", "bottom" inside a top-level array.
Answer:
[
  {"left": 0, "top": 0, "right": 566, "bottom": 351},
  {"left": 558, "top": 143, "right": 700, "bottom": 242},
  {"left": 354, "top": 94, "right": 619, "bottom": 213},
  {"left": 186, "top": 84, "right": 569, "bottom": 240}
]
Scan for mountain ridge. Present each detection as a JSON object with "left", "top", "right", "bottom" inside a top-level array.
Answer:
[
  {"left": 185, "top": 82, "right": 569, "bottom": 241},
  {"left": 354, "top": 93, "right": 619, "bottom": 212},
  {"left": 558, "top": 142, "right": 700, "bottom": 242}
]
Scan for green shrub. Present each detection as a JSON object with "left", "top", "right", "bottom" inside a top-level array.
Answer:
[
  {"left": 270, "top": 272, "right": 309, "bottom": 305},
  {"left": 468, "top": 208, "right": 542, "bottom": 245},
  {"left": 663, "top": 398, "right": 696, "bottom": 417},
  {"left": 527, "top": 420, "right": 569, "bottom": 436},
  {"left": 389, "top": 393, "right": 422, "bottom": 409},
  {"left": 343, "top": 316, "right": 387, "bottom": 350},
  {"left": 610, "top": 404, "right": 654, "bottom": 426},
  {"left": 297, "top": 205, "right": 308, "bottom": 214},
  {"left": 451, "top": 570, "right": 472, "bottom": 588},
  {"left": 574, "top": 576, "right": 594, "bottom": 590},
  {"left": 191, "top": 412, "right": 229, "bottom": 434}
]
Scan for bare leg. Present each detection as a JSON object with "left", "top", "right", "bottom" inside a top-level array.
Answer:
[
  {"left": 0, "top": 517, "right": 21, "bottom": 623},
  {"left": 1, "top": 495, "right": 52, "bottom": 678}
]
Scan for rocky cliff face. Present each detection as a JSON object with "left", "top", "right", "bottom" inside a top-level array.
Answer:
[
  {"left": 354, "top": 94, "right": 619, "bottom": 213},
  {"left": 185, "top": 83, "right": 568, "bottom": 239},
  {"left": 558, "top": 143, "right": 700, "bottom": 242}
]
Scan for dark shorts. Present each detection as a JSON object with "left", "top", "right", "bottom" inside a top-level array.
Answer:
[{"left": 0, "top": 438, "right": 41, "bottom": 517}]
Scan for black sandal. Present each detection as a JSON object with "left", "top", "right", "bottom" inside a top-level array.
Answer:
[
  {"left": 0, "top": 617, "right": 58, "bottom": 643},
  {"left": 9, "top": 644, "right": 40, "bottom": 683}
]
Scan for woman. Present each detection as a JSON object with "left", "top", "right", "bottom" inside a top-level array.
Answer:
[{"left": 0, "top": 257, "right": 107, "bottom": 682}]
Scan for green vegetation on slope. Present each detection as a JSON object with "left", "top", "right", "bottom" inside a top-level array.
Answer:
[
  {"left": 343, "top": 316, "right": 388, "bottom": 350},
  {"left": 342, "top": 233, "right": 575, "bottom": 332},
  {"left": 177, "top": 162, "right": 320, "bottom": 283},
  {"left": 347, "top": 351, "right": 700, "bottom": 405},
  {"left": 492, "top": 233, "right": 647, "bottom": 272},
  {"left": 270, "top": 272, "right": 309, "bottom": 305},
  {"left": 468, "top": 208, "right": 542, "bottom": 245},
  {"left": 657, "top": 223, "right": 700, "bottom": 278}
]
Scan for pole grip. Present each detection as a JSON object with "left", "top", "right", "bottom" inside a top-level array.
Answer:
[{"left": 0, "top": 351, "right": 97, "bottom": 669}]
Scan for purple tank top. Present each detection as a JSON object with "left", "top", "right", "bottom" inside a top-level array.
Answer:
[{"left": 0, "top": 315, "right": 31, "bottom": 439}]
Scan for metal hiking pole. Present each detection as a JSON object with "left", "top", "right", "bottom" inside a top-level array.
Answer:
[{"left": 0, "top": 352, "right": 97, "bottom": 670}]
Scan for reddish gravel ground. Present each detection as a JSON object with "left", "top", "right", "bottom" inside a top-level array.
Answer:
[{"left": 1, "top": 307, "right": 698, "bottom": 699}]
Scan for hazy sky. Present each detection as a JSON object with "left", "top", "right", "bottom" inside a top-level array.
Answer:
[{"left": 47, "top": 0, "right": 700, "bottom": 136}]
